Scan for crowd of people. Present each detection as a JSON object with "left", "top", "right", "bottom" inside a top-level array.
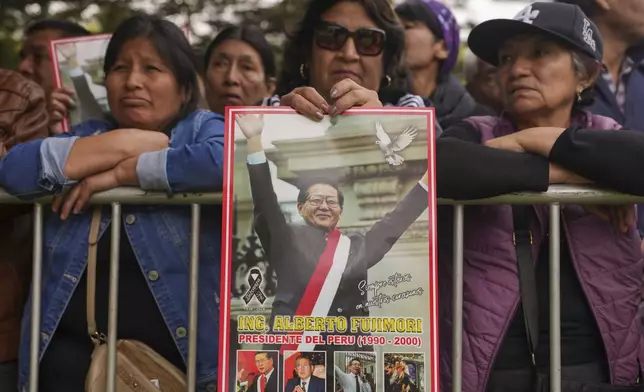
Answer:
[{"left": 0, "top": 0, "right": 643, "bottom": 391}]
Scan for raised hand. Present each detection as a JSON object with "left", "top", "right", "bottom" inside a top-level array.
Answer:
[{"left": 235, "top": 114, "right": 264, "bottom": 139}]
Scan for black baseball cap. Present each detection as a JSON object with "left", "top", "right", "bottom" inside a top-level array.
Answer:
[{"left": 468, "top": 2, "right": 603, "bottom": 66}]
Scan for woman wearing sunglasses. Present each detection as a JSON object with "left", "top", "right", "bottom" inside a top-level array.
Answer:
[{"left": 267, "top": 0, "right": 434, "bottom": 125}]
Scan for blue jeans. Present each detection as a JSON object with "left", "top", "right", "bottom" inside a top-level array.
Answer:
[{"left": 0, "top": 360, "right": 17, "bottom": 392}]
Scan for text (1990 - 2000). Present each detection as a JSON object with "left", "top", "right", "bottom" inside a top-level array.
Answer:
[{"left": 357, "top": 335, "right": 422, "bottom": 348}]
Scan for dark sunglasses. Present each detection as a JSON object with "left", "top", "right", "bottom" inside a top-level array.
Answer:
[{"left": 313, "top": 22, "right": 386, "bottom": 57}]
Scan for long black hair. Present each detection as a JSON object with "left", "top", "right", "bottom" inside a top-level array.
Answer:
[
  {"left": 276, "top": 0, "right": 410, "bottom": 103},
  {"left": 103, "top": 14, "right": 201, "bottom": 132}
]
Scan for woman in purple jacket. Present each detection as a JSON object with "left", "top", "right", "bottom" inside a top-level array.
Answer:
[{"left": 436, "top": 2, "right": 644, "bottom": 391}]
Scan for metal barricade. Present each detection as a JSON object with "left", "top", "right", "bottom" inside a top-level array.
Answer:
[
  {"left": 440, "top": 185, "right": 644, "bottom": 392},
  {"left": 2, "top": 184, "right": 642, "bottom": 392},
  {"left": 0, "top": 188, "right": 220, "bottom": 392}
]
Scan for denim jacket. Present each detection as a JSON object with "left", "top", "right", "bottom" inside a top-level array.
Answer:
[{"left": 0, "top": 110, "right": 224, "bottom": 392}]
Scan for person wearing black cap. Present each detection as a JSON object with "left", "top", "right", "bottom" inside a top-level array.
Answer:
[
  {"left": 395, "top": 0, "right": 480, "bottom": 129},
  {"left": 436, "top": 2, "right": 644, "bottom": 392},
  {"left": 555, "top": 0, "right": 644, "bottom": 239}
]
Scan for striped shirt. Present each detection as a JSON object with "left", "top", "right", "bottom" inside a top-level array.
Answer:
[
  {"left": 261, "top": 92, "right": 442, "bottom": 136},
  {"left": 601, "top": 56, "right": 635, "bottom": 113}
]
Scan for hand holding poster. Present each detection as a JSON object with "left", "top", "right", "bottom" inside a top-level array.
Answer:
[{"left": 220, "top": 107, "right": 438, "bottom": 392}]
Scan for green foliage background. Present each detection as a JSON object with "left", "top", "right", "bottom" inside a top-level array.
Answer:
[
  {"left": 0, "top": 0, "right": 471, "bottom": 82},
  {"left": 0, "top": 0, "right": 305, "bottom": 69}
]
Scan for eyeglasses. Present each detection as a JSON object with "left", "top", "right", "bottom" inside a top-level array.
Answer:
[
  {"left": 314, "top": 22, "right": 386, "bottom": 57},
  {"left": 307, "top": 195, "right": 340, "bottom": 208}
]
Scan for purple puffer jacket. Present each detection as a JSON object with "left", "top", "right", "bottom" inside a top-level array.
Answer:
[{"left": 438, "top": 111, "right": 644, "bottom": 392}]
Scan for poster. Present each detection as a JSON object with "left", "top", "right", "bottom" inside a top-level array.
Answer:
[
  {"left": 49, "top": 26, "right": 191, "bottom": 132},
  {"left": 219, "top": 107, "right": 438, "bottom": 392},
  {"left": 50, "top": 34, "right": 112, "bottom": 132}
]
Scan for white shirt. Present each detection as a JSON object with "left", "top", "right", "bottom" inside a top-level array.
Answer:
[
  {"left": 299, "top": 376, "right": 311, "bottom": 392},
  {"left": 334, "top": 366, "right": 372, "bottom": 392},
  {"left": 256, "top": 367, "right": 275, "bottom": 392}
]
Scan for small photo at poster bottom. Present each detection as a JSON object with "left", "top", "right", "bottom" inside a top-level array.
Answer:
[
  {"left": 236, "top": 350, "right": 280, "bottom": 392},
  {"left": 283, "top": 351, "right": 327, "bottom": 392},
  {"left": 383, "top": 353, "right": 425, "bottom": 392},
  {"left": 334, "top": 351, "right": 377, "bottom": 392}
]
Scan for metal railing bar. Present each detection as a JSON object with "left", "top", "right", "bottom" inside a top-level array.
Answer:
[
  {"left": 451, "top": 204, "right": 464, "bottom": 392},
  {"left": 0, "top": 188, "right": 222, "bottom": 205},
  {"left": 187, "top": 203, "right": 201, "bottom": 392},
  {"left": 106, "top": 202, "right": 122, "bottom": 392},
  {"left": 439, "top": 185, "right": 644, "bottom": 205},
  {"left": 1, "top": 185, "right": 644, "bottom": 205},
  {"left": 549, "top": 204, "right": 562, "bottom": 392},
  {"left": 28, "top": 203, "right": 43, "bottom": 392}
]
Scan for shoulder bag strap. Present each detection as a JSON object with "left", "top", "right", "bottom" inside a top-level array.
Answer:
[
  {"left": 86, "top": 206, "right": 102, "bottom": 347},
  {"left": 512, "top": 205, "right": 539, "bottom": 366}
]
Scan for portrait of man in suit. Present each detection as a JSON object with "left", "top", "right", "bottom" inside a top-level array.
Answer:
[
  {"left": 285, "top": 355, "right": 325, "bottom": 392},
  {"left": 235, "top": 113, "right": 429, "bottom": 341},
  {"left": 248, "top": 351, "right": 278, "bottom": 392}
]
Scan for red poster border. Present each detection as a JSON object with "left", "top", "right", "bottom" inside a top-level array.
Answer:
[
  {"left": 219, "top": 106, "right": 439, "bottom": 392},
  {"left": 48, "top": 33, "right": 112, "bottom": 133}
]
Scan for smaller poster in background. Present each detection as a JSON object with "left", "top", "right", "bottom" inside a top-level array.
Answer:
[{"left": 49, "top": 34, "right": 112, "bottom": 132}]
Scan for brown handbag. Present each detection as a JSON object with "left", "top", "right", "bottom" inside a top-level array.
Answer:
[{"left": 84, "top": 207, "right": 187, "bottom": 392}]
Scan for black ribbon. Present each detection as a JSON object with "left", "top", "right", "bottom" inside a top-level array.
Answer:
[{"left": 243, "top": 267, "right": 267, "bottom": 305}]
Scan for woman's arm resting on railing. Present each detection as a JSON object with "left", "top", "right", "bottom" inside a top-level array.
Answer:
[
  {"left": 51, "top": 114, "right": 224, "bottom": 218},
  {"left": 498, "top": 126, "right": 644, "bottom": 196},
  {"left": 548, "top": 127, "right": 644, "bottom": 196},
  {"left": 436, "top": 121, "right": 549, "bottom": 199},
  {"left": 130, "top": 112, "right": 224, "bottom": 193},
  {"left": 0, "top": 128, "right": 168, "bottom": 199},
  {"left": 63, "top": 128, "right": 169, "bottom": 180}
]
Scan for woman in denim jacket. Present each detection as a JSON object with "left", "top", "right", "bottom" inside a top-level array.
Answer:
[{"left": 0, "top": 15, "right": 223, "bottom": 392}]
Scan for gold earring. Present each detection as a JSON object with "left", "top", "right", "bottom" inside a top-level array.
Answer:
[
  {"left": 384, "top": 75, "right": 392, "bottom": 87},
  {"left": 577, "top": 90, "right": 583, "bottom": 102},
  {"left": 300, "top": 64, "right": 307, "bottom": 80}
]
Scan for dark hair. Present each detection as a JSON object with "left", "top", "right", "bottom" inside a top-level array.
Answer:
[
  {"left": 25, "top": 19, "right": 91, "bottom": 38},
  {"left": 395, "top": 1, "right": 443, "bottom": 40},
  {"left": 277, "top": 0, "right": 409, "bottom": 102},
  {"left": 350, "top": 358, "right": 362, "bottom": 366},
  {"left": 255, "top": 351, "right": 276, "bottom": 362},
  {"left": 295, "top": 355, "right": 311, "bottom": 364},
  {"left": 297, "top": 177, "right": 345, "bottom": 208},
  {"left": 204, "top": 25, "right": 277, "bottom": 81},
  {"left": 103, "top": 14, "right": 201, "bottom": 132},
  {"left": 395, "top": 0, "right": 447, "bottom": 81}
]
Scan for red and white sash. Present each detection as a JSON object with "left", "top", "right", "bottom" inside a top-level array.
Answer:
[{"left": 280, "top": 229, "right": 351, "bottom": 353}]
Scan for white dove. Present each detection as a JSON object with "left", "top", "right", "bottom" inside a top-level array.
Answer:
[{"left": 375, "top": 121, "right": 418, "bottom": 166}]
